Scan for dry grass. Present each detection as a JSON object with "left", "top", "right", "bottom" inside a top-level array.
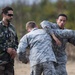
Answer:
[
  {"left": 14, "top": 60, "right": 75, "bottom": 75},
  {"left": 67, "top": 61, "right": 75, "bottom": 75},
  {"left": 14, "top": 60, "right": 30, "bottom": 75},
  {"left": 14, "top": 43, "right": 75, "bottom": 75}
]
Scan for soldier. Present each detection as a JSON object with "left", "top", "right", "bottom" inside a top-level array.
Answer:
[
  {"left": 17, "top": 21, "right": 57, "bottom": 75},
  {"left": 0, "top": 6, "right": 18, "bottom": 75},
  {"left": 40, "top": 14, "right": 75, "bottom": 75},
  {"left": 17, "top": 21, "right": 75, "bottom": 75}
]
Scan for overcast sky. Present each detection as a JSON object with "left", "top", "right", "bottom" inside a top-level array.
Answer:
[{"left": 0, "top": 0, "right": 57, "bottom": 6}]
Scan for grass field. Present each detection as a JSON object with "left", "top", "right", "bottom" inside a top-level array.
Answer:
[{"left": 14, "top": 60, "right": 75, "bottom": 75}]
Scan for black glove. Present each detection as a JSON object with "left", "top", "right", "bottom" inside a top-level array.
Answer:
[{"left": 18, "top": 52, "right": 29, "bottom": 64}]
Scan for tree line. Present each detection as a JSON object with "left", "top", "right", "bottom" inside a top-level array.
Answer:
[
  {"left": 0, "top": 0, "right": 75, "bottom": 60},
  {"left": 0, "top": 0, "right": 75, "bottom": 38}
]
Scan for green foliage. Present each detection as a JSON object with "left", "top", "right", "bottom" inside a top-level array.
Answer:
[{"left": 0, "top": 0, "right": 75, "bottom": 38}]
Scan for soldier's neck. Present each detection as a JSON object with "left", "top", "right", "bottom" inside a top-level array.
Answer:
[{"left": 2, "top": 19, "right": 9, "bottom": 26}]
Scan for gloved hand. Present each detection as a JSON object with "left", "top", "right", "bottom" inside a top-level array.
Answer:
[{"left": 18, "top": 52, "right": 29, "bottom": 64}]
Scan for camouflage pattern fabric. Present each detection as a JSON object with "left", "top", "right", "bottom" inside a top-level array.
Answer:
[
  {"left": 30, "top": 61, "right": 57, "bottom": 75},
  {"left": 18, "top": 52, "right": 29, "bottom": 64},
  {"left": 17, "top": 28, "right": 56, "bottom": 67},
  {"left": 40, "top": 20, "right": 75, "bottom": 75},
  {"left": 0, "top": 21, "right": 18, "bottom": 75},
  {"left": 0, "top": 62, "right": 14, "bottom": 75},
  {"left": 0, "top": 21, "right": 18, "bottom": 62}
]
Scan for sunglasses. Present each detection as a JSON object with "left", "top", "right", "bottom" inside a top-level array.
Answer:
[{"left": 7, "top": 14, "right": 13, "bottom": 17}]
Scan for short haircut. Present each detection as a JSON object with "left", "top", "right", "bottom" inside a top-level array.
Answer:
[
  {"left": 1, "top": 6, "right": 13, "bottom": 14},
  {"left": 26, "top": 21, "right": 36, "bottom": 29},
  {"left": 57, "top": 14, "right": 67, "bottom": 20}
]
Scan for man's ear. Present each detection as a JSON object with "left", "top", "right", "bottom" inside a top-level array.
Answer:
[
  {"left": 27, "top": 28, "right": 31, "bottom": 32},
  {"left": 2, "top": 13, "right": 6, "bottom": 17}
]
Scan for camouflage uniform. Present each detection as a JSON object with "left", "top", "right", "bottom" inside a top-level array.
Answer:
[
  {"left": 30, "top": 62, "right": 56, "bottom": 75},
  {"left": 0, "top": 21, "right": 18, "bottom": 75},
  {"left": 40, "top": 21, "right": 75, "bottom": 75},
  {"left": 17, "top": 28, "right": 57, "bottom": 75}
]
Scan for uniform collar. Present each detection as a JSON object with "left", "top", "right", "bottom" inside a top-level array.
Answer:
[
  {"left": 31, "top": 28, "right": 38, "bottom": 31},
  {"left": 1, "top": 20, "right": 11, "bottom": 27}
]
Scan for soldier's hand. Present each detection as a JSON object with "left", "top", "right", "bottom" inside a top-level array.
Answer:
[
  {"left": 11, "top": 49, "right": 17, "bottom": 59},
  {"left": 18, "top": 52, "right": 29, "bottom": 64},
  {"left": 7, "top": 48, "right": 13, "bottom": 55},
  {"left": 51, "top": 33, "right": 62, "bottom": 46}
]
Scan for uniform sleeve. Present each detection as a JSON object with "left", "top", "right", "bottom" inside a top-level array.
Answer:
[
  {"left": 0, "top": 25, "right": 8, "bottom": 51},
  {"left": 53, "top": 29, "right": 75, "bottom": 45},
  {"left": 17, "top": 34, "right": 29, "bottom": 63},
  {"left": 13, "top": 33, "right": 18, "bottom": 50},
  {"left": 52, "top": 29, "right": 75, "bottom": 39},
  {"left": 68, "top": 37, "right": 75, "bottom": 45},
  {"left": 17, "top": 34, "right": 29, "bottom": 53},
  {"left": 40, "top": 20, "right": 54, "bottom": 35},
  {"left": 9, "top": 25, "right": 18, "bottom": 50}
]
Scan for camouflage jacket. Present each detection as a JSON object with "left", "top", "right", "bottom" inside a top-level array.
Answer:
[
  {"left": 40, "top": 20, "right": 75, "bottom": 64},
  {"left": 0, "top": 21, "right": 18, "bottom": 62},
  {"left": 17, "top": 28, "right": 56, "bottom": 67}
]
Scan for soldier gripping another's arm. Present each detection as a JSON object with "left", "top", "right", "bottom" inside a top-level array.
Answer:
[{"left": 40, "top": 20, "right": 75, "bottom": 41}]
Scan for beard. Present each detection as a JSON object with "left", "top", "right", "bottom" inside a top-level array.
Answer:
[{"left": 6, "top": 18, "right": 12, "bottom": 23}]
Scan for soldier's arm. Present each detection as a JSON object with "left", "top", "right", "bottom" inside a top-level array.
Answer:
[
  {"left": 53, "top": 29, "right": 75, "bottom": 45},
  {"left": 50, "top": 33, "right": 61, "bottom": 45},
  {"left": 40, "top": 20, "right": 53, "bottom": 34},
  {"left": 68, "top": 38, "right": 75, "bottom": 45},
  {"left": 10, "top": 25, "right": 19, "bottom": 51},
  {"left": 52, "top": 29, "right": 75, "bottom": 39},
  {"left": 17, "top": 34, "right": 29, "bottom": 63},
  {"left": 17, "top": 34, "right": 29, "bottom": 53},
  {"left": 40, "top": 20, "right": 61, "bottom": 45},
  {"left": 14, "top": 34, "right": 18, "bottom": 50},
  {"left": 0, "top": 32, "right": 7, "bottom": 52}
]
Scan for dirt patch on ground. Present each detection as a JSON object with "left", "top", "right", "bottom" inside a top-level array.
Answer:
[
  {"left": 66, "top": 61, "right": 75, "bottom": 75},
  {"left": 14, "top": 60, "right": 75, "bottom": 75}
]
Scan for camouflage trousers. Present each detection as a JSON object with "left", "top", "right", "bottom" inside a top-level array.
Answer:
[
  {"left": 30, "top": 61, "right": 57, "bottom": 75},
  {"left": 0, "top": 62, "right": 14, "bottom": 75},
  {"left": 54, "top": 63, "right": 67, "bottom": 75}
]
